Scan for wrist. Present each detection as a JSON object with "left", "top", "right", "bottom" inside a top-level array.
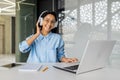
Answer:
[
  {"left": 61, "top": 57, "right": 67, "bottom": 62},
  {"left": 35, "top": 32, "right": 40, "bottom": 36}
]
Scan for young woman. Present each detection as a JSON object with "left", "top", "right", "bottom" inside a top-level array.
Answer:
[{"left": 19, "top": 11, "right": 78, "bottom": 63}]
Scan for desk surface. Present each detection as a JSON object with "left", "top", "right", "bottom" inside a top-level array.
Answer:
[{"left": 0, "top": 63, "right": 120, "bottom": 80}]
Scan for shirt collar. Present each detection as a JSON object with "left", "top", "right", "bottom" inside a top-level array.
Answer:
[{"left": 39, "top": 32, "right": 52, "bottom": 40}]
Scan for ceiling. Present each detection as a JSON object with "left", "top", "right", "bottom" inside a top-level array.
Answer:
[{"left": 0, "top": 0, "right": 15, "bottom": 16}]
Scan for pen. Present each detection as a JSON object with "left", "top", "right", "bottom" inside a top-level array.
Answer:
[{"left": 42, "top": 66, "right": 48, "bottom": 72}]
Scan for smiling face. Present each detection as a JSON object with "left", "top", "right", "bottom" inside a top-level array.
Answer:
[{"left": 42, "top": 14, "right": 56, "bottom": 33}]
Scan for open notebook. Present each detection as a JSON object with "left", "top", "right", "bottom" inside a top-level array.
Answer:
[{"left": 18, "top": 64, "right": 42, "bottom": 71}]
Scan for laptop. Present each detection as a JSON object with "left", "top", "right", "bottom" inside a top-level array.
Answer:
[{"left": 53, "top": 40, "right": 116, "bottom": 74}]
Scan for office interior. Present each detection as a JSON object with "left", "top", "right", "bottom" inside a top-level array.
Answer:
[{"left": 0, "top": 0, "right": 120, "bottom": 67}]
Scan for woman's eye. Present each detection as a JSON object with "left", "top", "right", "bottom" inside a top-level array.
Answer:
[
  {"left": 44, "top": 19, "right": 55, "bottom": 24},
  {"left": 45, "top": 20, "right": 49, "bottom": 22},
  {"left": 51, "top": 21, "right": 56, "bottom": 24}
]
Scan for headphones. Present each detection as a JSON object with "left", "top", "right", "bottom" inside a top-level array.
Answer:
[{"left": 38, "top": 10, "right": 58, "bottom": 28}]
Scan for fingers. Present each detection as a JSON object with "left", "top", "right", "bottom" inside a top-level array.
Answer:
[
  {"left": 63, "top": 58, "right": 78, "bottom": 63},
  {"left": 36, "top": 21, "right": 38, "bottom": 26},
  {"left": 36, "top": 21, "right": 41, "bottom": 34},
  {"left": 71, "top": 58, "right": 78, "bottom": 62},
  {"left": 66, "top": 58, "right": 74, "bottom": 63},
  {"left": 36, "top": 21, "right": 40, "bottom": 29},
  {"left": 68, "top": 58, "right": 78, "bottom": 63}
]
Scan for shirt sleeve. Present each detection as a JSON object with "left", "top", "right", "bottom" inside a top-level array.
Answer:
[
  {"left": 19, "top": 35, "right": 33, "bottom": 53},
  {"left": 57, "top": 36, "right": 65, "bottom": 61}
]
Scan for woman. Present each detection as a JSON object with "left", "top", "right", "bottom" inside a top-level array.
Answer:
[{"left": 19, "top": 11, "right": 78, "bottom": 63}]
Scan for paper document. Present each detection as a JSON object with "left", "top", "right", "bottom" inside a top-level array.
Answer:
[{"left": 18, "top": 64, "right": 42, "bottom": 71}]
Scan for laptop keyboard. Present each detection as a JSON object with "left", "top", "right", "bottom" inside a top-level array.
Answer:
[{"left": 64, "top": 65, "right": 79, "bottom": 70}]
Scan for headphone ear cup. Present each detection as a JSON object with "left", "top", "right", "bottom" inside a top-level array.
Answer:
[
  {"left": 54, "top": 21, "right": 58, "bottom": 28},
  {"left": 40, "top": 18, "right": 43, "bottom": 26}
]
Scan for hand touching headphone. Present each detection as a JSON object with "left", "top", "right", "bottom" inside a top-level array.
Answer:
[{"left": 38, "top": 10, "right": 58, "bottom": 28}]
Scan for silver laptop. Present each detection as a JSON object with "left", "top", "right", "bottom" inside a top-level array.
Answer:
[{"left": 53, "top": 40, "right": 116, "bottom": 74}]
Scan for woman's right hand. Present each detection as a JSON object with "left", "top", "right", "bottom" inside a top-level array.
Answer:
[
  {"left": 26, "top": 21, "right": 41, "bottom": 46},
  {"left": 36, "top": 21, "right": 41, "bottom": 35}
]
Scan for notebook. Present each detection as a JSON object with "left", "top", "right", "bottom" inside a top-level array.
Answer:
[
  {"left": 53, "top": 40, "right": 116, "bottom": 74},
  {"left": 18, "top": 64, "right": 42, "bottom": 71}
]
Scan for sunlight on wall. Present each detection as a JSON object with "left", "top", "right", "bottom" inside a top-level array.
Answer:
[
  {"left": 111, "top": 1, "right": 120, "bottom": 31},
  {"left": 80, "top": 4, "right": 92, "bottom": 24}
]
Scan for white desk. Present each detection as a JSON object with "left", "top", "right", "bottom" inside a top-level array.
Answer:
[{"left": 0, "top": 63, "right": 120, "bottom": 80}]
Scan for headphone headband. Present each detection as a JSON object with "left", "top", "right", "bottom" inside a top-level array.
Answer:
[{"left": 38, "top": 10, "right": 48, "bottom": 22}]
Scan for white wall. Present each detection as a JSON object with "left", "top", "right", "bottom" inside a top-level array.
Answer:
[{"left": 0, "top": 15, "right": 12, "bottom": 54}]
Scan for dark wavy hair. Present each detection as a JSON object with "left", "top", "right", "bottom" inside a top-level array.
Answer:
[{"left": 41, "top": 11, "right": 57, "bottom": 21}]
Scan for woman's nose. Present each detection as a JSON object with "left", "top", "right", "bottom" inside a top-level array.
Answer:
[
  {"left": 48, "top": 21, "right": 53, "bottom": 26},
  {"left": 46, "top": 22, "right": 50, "bottom": 27}
]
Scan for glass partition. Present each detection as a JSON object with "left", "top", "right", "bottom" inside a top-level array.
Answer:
[
  {"left": 16, "top": 0, "right": 37, "bottom": 62},
  {"left": 59, "top": 0, "right": 120, "bottom": 65}
]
